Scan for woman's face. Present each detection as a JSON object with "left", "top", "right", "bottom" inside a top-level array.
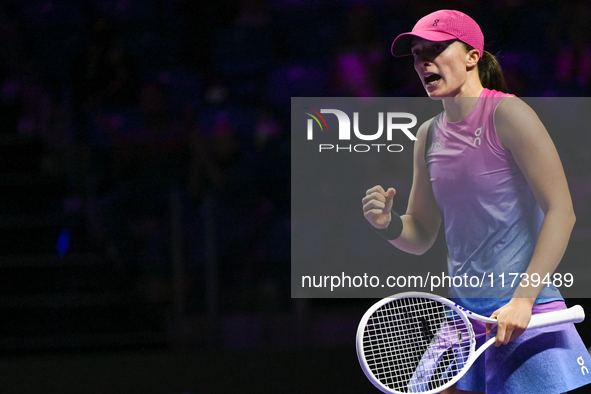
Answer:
[{"left": 410, "top": 38, "right": 476, "bottom": 98}]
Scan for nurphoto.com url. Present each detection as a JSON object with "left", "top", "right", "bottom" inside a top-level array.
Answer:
[{"left": 300, "top": 272, "right": 574, "bottom": 292}]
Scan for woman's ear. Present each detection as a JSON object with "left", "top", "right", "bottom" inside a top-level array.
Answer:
[{"left": 466, "top": 49, "right": 480, "bottom": 68}]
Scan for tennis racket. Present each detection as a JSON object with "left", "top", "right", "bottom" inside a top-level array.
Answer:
[{"left": 356, "top": 292, "right": 585, "bottom": 393}]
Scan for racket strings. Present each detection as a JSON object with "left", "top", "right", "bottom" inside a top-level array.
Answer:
[{"left": 362, "top": 297, "right": 472, "bottom": 393}]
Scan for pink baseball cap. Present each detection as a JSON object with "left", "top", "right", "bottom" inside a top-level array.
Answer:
[{"left": 391, "top": 10, "right": 484, "bottom": 57}]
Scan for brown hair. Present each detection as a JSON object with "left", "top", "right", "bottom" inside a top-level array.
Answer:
[{"left": 463, "top": 42, "right": 508, "bottom": 93}]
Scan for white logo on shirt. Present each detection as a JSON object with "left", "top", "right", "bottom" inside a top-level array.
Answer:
[
  {"left": 473, "top": 127, "right": 482, "bottom": 146},
  {"left": 578, "top": 356, "right": 589, "bottom": 375},
  {"left": 431, "top": 141, "right": 445, "bottom": 150}
]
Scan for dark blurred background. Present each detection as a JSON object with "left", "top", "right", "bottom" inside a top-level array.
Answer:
[{"left": 0, "top": 0, "right": 590, "bottom": 392}]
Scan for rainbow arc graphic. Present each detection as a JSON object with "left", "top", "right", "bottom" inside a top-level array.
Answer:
[{"left": 303, "top": 107, "right": 328, "bottom": 132}]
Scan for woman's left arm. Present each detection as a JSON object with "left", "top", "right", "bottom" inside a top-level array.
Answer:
[{"left": 486, "top": 97, "right": 576, "bottom": 346}]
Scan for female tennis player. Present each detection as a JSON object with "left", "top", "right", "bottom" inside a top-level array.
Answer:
[{"left": 362, "top": 10, "right": 591, "bottom": 394}]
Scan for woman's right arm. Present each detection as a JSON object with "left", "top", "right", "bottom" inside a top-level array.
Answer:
[{"left": 362, "top": 119, "right": 442, "bottom": 255}]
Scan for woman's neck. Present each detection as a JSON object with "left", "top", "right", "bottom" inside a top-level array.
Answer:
[{"left": 442, "top": 81, "right": 484, "bottom": 122}]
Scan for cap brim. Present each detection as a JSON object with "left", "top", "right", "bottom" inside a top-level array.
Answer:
[{"left": 391, "top": 31, "right": 458, "bottom": 57}]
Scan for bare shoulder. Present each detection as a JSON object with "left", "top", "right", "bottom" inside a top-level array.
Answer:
[
  {"left": 412, "top": 116, "right": 437, "bottom": 158},
  {"left": 495, "top": 96, "right": 540, "bottom": 124},
  {"left": 494, "top": 97, "right": 548, "bottom": 151},
  {"left": 415, "top": 116, "right": 437, "bottom": 143},
  {"left": 412, "top": 115, "right": 439, "bottom": 167}
]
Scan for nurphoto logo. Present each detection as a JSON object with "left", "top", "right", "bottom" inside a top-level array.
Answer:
[{"left": 304, "top": 108, "right": 418, "bottom": 153}]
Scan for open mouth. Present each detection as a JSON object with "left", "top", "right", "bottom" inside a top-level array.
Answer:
[{"left": 424, "top": 74, "right": 442, "bottom": 85}]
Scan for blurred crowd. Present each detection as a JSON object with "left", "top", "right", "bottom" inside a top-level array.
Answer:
[{"left": 0, "top": 0, "right": 590, "bottom": 320}]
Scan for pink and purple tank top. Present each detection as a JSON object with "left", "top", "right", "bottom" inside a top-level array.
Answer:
[{"left": 425, "top": 88, "right": 562, "bottom": 315}]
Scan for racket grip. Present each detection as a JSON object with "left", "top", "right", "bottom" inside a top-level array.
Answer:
[{"left": 527, "top": 305, "right": 585, "bottom": 329}]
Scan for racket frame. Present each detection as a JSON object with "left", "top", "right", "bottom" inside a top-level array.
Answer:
[{"left": 356, "top": 291, "right": 585, "bottom": 394}]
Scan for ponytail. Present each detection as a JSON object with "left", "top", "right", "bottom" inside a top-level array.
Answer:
[
  {"left": 478, "top": 50, "right": 508, "bottom": 93},
  {"left": 462, "top": 42, "right": 508, "bottom": 93}
]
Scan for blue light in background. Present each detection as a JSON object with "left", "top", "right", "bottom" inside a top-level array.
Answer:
[{"left": 57, "top": 228, "right": 70, "bottom": 257}]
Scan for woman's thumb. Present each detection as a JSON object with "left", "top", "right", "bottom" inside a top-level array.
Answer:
[{"left": 385, "top": 188, "right": 396, "bottom": 201}]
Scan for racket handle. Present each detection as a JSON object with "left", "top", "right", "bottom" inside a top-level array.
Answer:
[{"left": 527, "top": 305, "right": 585, "bottom": 329}]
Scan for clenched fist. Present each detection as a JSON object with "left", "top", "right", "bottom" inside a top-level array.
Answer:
[{"left": 362, "top": 185, "right": 397, "bottom": 229}]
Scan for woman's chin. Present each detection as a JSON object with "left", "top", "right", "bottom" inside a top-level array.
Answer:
[{"left": 425, "top": 90, "right": 446, "bottom": 100}]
